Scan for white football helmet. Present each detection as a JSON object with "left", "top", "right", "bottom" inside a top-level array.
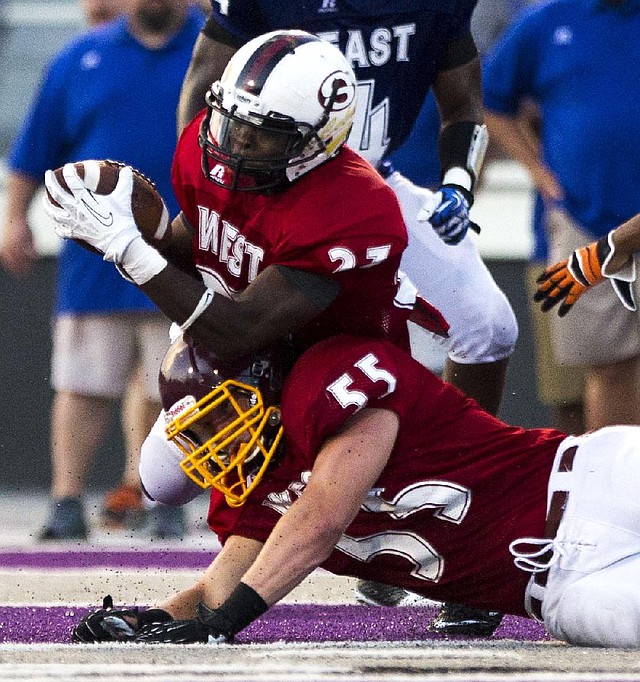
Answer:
[{"left": 199, "top": 30, "right": 357, "bottom": 192}]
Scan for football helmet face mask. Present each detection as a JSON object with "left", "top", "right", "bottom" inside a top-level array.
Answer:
[
  {"left": 159, "top": 336, "right": 285, "bottom": 507},
  {"left": 199, "top": 29, "right": 357, "bottom": 192}
]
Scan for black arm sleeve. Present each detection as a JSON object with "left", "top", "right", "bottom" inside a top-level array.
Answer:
[
  {"left": 140, "top": 264, "right": 340, "bottom": 361},
  {"left": 438, "top": 32, "right": 478, "bottom": 72},
  {"left": 275, "top": 265, "right": 340, "bottom": 310}
]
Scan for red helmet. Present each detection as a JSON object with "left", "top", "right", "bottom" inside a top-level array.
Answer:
[{"left": 158, "top": 335, "right": 286, "bottom": 507}]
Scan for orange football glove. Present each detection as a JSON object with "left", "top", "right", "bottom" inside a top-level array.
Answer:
[
  {"left": 534, "top": 236, "right": 610, "bottom": 317},
  {"left": 535, "top": 232, "right": 636, "bottom": 316}
]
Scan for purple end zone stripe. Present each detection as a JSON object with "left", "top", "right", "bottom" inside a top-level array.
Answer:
[
  {"left": 0, "top": 550, "right": 216, "bottom": 570},
  {"left": 0, "top": 605, "right": 550, "bottom": 644}
]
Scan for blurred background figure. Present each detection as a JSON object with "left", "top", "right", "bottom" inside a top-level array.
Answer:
[
  {"left": 82, "top": 0, "right": 118, "bottom": 25},
  {"left": 483, "top": 0, "right": 640, "bottom": 432},
  {"left": 506, "top": 99, "right": 586, "bottom": 434},
  {"left": 0, "top": 0, "right": 204, "bottom": 541}
]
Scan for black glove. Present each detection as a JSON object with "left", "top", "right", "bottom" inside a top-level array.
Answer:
[
  {"left": 134, "top": 583, "right": 268, "bottom": 644},
  {"left": 134, "top": 602, "right": 233, "bottom": 644},
  {"left": 73, "top": 595, "right": 173, "bottom": 643}
]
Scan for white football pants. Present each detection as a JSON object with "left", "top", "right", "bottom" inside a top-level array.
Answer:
[
  {"left": 514, "top": 426, "right": 640, "bottom": 647},
  {"left": 387, "top": 171, "right": 518, "bottom": 364}
]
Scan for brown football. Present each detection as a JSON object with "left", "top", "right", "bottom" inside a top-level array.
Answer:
[{"left": 46, "top": 159, "right": 171, "bottom": 253}]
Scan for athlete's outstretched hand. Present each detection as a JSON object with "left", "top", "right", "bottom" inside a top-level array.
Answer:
[
  {"left": 535, "top": 232, "right": 636, "bottom": 316},
  {"left": 72, "top": 595, "right": 173, "bottom": 643}
]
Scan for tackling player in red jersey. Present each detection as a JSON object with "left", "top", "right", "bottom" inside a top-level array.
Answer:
[{"left": 72, "top": 333, "right": 640, "bottom": 648}]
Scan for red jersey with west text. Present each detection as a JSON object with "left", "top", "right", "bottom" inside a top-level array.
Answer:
[
  {"left": 225, "top": 336, "right": 567, "bottom": 616},
  {"left": 172, "top": 113, "right": 412, "bottom": 350}
]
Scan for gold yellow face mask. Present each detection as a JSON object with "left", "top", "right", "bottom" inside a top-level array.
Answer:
[{"left": 165, "top": 378, "right": 283, "bottom": 508}]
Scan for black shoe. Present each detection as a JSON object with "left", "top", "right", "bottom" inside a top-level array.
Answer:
[
  {"left": 429, "top": 602, "right": 503, "bottom": 636},
  {"left": 355, "top": 580, "right": 434, "bottom": 607},
  {"left": 38, "top": 497, "right": 88, "bottom": 541},
  {"left": 149, "top": 505, "right": 187, "bottom": 540}
]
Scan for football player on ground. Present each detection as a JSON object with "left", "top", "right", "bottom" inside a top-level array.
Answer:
[
  {"left": 44, "top": 27, "right": 501, "bottom": 633},
  {"left": 73, "top": 333, "right": 640, "bottom": 648}
]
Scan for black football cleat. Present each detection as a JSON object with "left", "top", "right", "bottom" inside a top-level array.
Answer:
[{"left": 429, "top": 602, "right": 503, "bottom": 636}]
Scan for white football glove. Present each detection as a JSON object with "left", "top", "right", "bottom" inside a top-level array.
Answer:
[
  {"left": 43, "top": 163, "right": 166, "bottom": 284},
  {"left": 44, "top": 163, "right": 138, "bottom": 261}
]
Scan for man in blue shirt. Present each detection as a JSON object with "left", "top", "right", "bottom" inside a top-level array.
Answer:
[
  {"left": 0, "top": 0, "right": 204, "bottom": 540},
  {"left": 483, "top": 0, "right": 640, "bottom": 433}
]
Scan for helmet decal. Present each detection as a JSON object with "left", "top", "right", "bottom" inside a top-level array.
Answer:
[{"left": 318, "top": 70, "right": 356, "bottom": 112}]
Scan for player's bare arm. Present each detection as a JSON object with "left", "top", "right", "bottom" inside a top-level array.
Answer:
[
  {"left": 432, "top": 45, "right": 483, "bottom": 129},
  {"left": 240, "top": 407, "right": 399, "bottom": 605},
  {"left": 156, "top": 536, "right": 264, "bottom": 620},
  {"left": 139, "top": 262, "right": 339, "bottom": 359},
  {"left": 422, "top": 34, "right": 489, "bottom": 248},
  {"left": 155, "top": 212, "right": 199, "bottom": 279},
  {"left": 432, "top": 38, "right": 486, "bottom": 188},
  {"left": 608, "top": 213, "right": 640, "bottom": 273}
]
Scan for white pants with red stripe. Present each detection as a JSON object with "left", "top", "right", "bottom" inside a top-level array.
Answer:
[
  {"left": 512, "top": 426, "right": 640, "bottom": 647},
  {"left": 387, "top": 171, "right": 518, "bottom": 364}
]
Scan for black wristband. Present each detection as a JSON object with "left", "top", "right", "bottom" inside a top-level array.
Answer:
[
  {"left": 438, "top": 121, "right": 481, "bottom": 187},
  {"left": 197, "top": 583, "right": 269, "bottom": 638}
]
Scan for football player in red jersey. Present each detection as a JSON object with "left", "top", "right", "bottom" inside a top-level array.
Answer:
[
  {"left": 43, "top": 30, "right": 414, "bottom": 363},
  {"left": 73, "top": 332, "right": 640, "bottom": 648}
]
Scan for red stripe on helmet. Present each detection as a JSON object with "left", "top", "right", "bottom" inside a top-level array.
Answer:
[{"left": 237, "top": 32, "right": 318, "bottom": 96}]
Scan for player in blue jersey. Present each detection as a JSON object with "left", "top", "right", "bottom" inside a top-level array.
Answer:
[{"left": 174, "top": 1, "right": 514, "bottom": 635}]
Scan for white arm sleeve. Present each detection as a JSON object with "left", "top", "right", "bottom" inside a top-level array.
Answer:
[{"left": 139, "top": 411, "right": 204, "bottom": 506}]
